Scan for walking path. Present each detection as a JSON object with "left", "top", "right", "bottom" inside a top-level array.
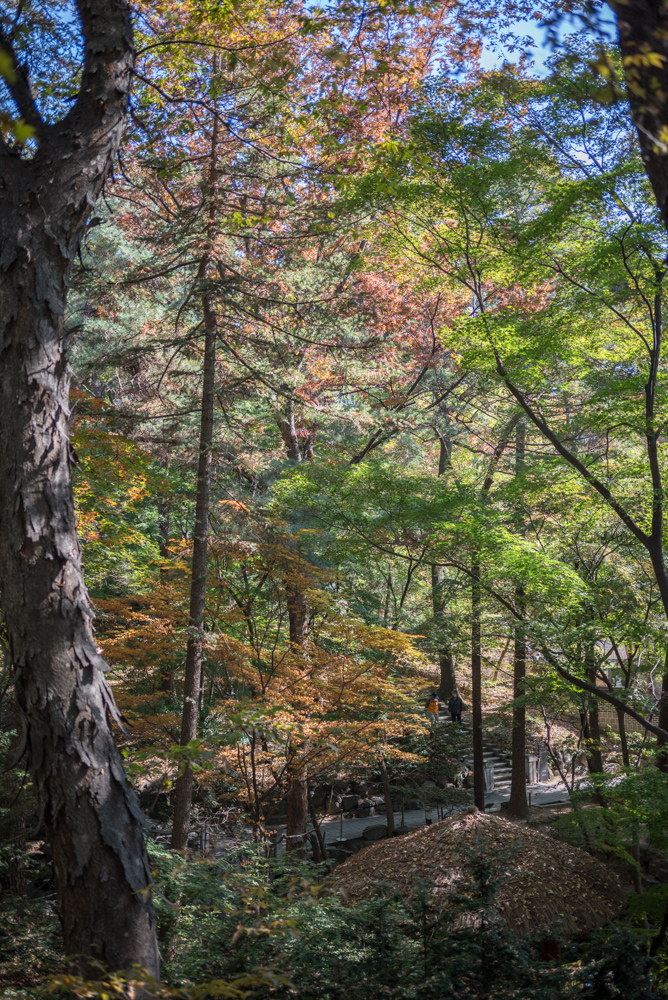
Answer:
[
  {"left": 315, "top": 781, "right": 569, "bottom": 840},
  {"left": 317, "top": 807, "right": 445, "bottom": 844},
  {"left": 277, "top": 707, "right": 571, "bottom": 853},
  {"left": 277, "top": 783, "right": 570, "bottom": 854}
]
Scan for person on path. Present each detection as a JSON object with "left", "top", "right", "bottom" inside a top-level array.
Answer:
[
  {"left": 448, "top": 690, "right": 463, "bottom": 724},
  {"left": 425, "top": 690, "right": 440, "bottom": 726}
]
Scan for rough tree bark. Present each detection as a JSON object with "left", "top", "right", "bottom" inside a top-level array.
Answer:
[
  {"left": 286, "top": 765, "right": 308, "bottom": 857},
  {"left": 507, "top": 421, "right": 529, "bottom": 819},
  {"left": 0, "top": 0, "right": 160, "bottom": 977},
  {"left": 610, "top": 0, "right": 668, "bottom": 232}
]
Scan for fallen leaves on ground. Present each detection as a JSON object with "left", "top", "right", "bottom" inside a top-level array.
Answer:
[{"left": 327, "top": 809, "right": 626, "bottom": 939}]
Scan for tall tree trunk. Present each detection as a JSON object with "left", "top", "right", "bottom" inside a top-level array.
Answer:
[
  {"left": 157, "top": 453, "right": 172, "bottom": 584},
  {"left": 432, "top": 565, "right": 457, "bottom": 702},
  {"left": 286, "top": 766, "right": 308, "bottom": 857},
  {"left": 285, "top": 562, "right": 309, "bottom": 848},
  {"left": 158, "top": 464, "right": 172, "bottom": 691},
  {"left": 277, "top": 407, "right": 311, "bottom": 849},
  {"left": 158, "top": 501, "right": 170, "bottom": 563},
  {"left": 279, "top": 403, "right": 310, "bottom": 650},
  {"left": 431, "top": 437, "right": 456, "bottom": 701},
  {"left": 471, "top": 559, "right": 485, "bottom": 810},
  {"left": 170, "top": 284, "right": 217, "bottom": 850},
  {"left": 284, "top": 580, "right": 309, "bottom": 847},
  {"left": 585, "top": 649, "right": 604, "bottom": 774},
  {"left": 284, "top": 581, "right": 308, "bottom": 850},
  {"left": 307, "top": 786, "right": 328, "bottom": 860},
  {"left": 615, "top": 706, "right": 630, "bottom": 767},
  {"left": 507, "top": 588, "right": 529, "bottom": 817},
  {"left": 380, "top": 757, "right": 395, "bottom": 837},
  {"left": 610, "top": 0, "right": 668, "bottom": 233},
  {"left": 0, "top": 1, "right": 159, "bottom": 976},
  {"left": 287, "top": 579, "right": 309, "bottom": 649},
  {"left": 588, "top": 700, "right": 604, "bottom": 773},
  {"left": 507, "top": 421, "right": 529, "bottom": 819},
  {"left": 170, "top": 93, "right": 220, "bottom": 851},
  {"left": 470, "top": 416, "right": 519, "bottom": 812}
]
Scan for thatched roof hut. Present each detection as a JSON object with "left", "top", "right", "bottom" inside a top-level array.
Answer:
[{"left": 328, "top": 808, "right": 626, "bottom": 939}]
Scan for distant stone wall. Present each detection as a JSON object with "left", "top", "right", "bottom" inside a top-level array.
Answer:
[{"left": 598, "top": 708, "right": 646, "bottom": 735}]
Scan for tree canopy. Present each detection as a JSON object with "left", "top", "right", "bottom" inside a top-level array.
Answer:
[{"left": 5, "top": 0, "right": 668, "bottom": 996}]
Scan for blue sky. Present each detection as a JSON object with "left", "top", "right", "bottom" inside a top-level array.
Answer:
[{"left": 479, "top": 12, "right": 618, "bottom": 76}]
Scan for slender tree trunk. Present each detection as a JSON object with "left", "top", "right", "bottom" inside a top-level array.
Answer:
[
  {"left": 0, "top": 1, "right": 159, "bottom": 976},
  {"left": 507, "top": 422, "right": 529, "bottom": 819},
  {"left": 285, "top": 580, "right": 309, "bottom": 849},
  {"left": 507, "top": 589, "right": 529, "bottom": 818},
  {"left": 471, "top": 559, "right": 485, "bottom": 810},
  {"left": 284, "top": 590, "right": 309, "bottom": 850},
  {"left": 170, "top": 285, "right": 217, "bottom": 850},
  {"left": 380, "top": 757, "right": 395, "bottom": 836},
  {"left": 431, "top": 438, "right": 456, "bottom": 701},
  {"left": 278, "top": 398, "right": 311, "bottom": 650},
  {"left": 281, "top": 423, "right": 312, "bottom": 858},
  {"left": 170, "top": 95, "right": 220, "bottom": 850},
  {"left": 307, "top": 787, "right": 328, "bottom": 859},
  {"left": 586, "top": 651, "right": 604, "bottom": 774},
  {"left": 157, "top": 459, "right": 173, "bottom": 690},
  {"left": 157, "top": 491, "right": 172, "bottom": 690},
  {"left": 470, "top": 417, "right": 518, "bottom": 812},
  {"left": 616, "top": 706, "right": 630, "bottom": 767},
  {"left": 157, "top": 455, "right": 172, "bottom": 581},
  {"left": 158, "top": 501, "right": 170, "bottom": 561}
]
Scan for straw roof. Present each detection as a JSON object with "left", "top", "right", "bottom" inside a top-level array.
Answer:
[{"left": 328, "top": 808, "right": 626, "bottom": 939}]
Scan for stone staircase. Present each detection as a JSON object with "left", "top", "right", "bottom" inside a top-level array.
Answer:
[
  {"left": 458, "top": 720, "right": 512, "bottom": 789},
  {"left": 434, "top": 705, "right": 512, "bottom": 791}
]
